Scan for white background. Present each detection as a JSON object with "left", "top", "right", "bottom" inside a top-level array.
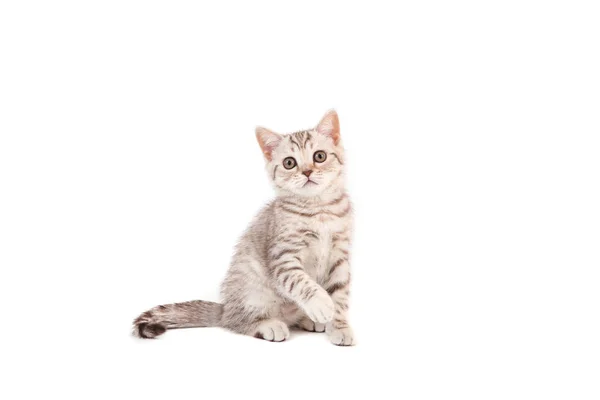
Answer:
[{"left": 1, "top": 1, "right": 599, "bottom": 399}]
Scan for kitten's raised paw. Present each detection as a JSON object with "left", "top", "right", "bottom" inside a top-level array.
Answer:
[
  {"left": 302, "top": 291, "right": 335, "bottom": 324},
  {"left": 254, "top": 319, "right": 290, "bottom": 342},
  {"left": 328, "top": 327, "right": 355, "bottom": 346},
  {"left": 297, "top": 316, "right": 326, "bottom": 332}
]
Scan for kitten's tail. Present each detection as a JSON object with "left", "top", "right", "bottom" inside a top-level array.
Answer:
[{"left": 132, "top": 300, "right": 223, "bottom": 339}]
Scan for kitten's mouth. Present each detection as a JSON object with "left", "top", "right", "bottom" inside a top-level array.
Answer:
[{"left": 303, "top": 179, "right": 317, "bottom": 187}]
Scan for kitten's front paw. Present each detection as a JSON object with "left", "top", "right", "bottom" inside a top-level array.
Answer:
[
  {"left": 328, "top": 326, "right": 355, "bottom": 346},
  {"left": 302, "top": 291, "right": 335, "bottom": 324},
  {"left": 297, "top": 316, "right": 326, "bottom": 332}
]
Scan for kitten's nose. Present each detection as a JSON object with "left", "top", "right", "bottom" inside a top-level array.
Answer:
[{"left": 302, "top": 170, "right": 313, "bottom": 178}]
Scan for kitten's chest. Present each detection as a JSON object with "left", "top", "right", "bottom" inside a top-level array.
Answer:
[{"left": 303, "top": 220, "right": 336, "bottom": 282}]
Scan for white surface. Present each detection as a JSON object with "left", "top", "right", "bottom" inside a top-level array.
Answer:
[{"left": 1, "top": 1, "right": 599, "bottom": 399}]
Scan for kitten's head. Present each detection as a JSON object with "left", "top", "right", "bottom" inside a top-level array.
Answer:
[{"left": 256, "top": 110, "right": 345, "bottom": 198}]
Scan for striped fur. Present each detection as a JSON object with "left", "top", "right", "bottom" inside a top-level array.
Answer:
[{"left": 132, "top": 110, "right": 355, "bottom": 345}]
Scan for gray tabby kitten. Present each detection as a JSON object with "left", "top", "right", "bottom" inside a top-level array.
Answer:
[{"left": 133, "top": 110, "right": 354, "bottom": 346}]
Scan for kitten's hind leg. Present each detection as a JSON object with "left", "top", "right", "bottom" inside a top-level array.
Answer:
[
  {"left": 253, "top": 318, "right": 290, "bottom": 342},
  {"left": 221, "top": 306, "right": 290, "bottom": 342}
]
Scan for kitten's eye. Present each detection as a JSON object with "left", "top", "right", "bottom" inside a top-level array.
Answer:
[
  {"left": 283, "top": 157, "right": 297, "bottom": 169},
  {"left": 313, "top": 151, "right": 327, "bottom": 163}
]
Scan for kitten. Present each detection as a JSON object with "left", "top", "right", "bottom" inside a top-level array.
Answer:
[{"left": 133, "top": 110, "right": 354, "bottom": 346}]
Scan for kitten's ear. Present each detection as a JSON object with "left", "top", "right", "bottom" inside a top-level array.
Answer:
[
  {"left": 255, "top": 127, "right": 283, "bottom": 161},
  {"left": 316, "top": 109, "right": 340, "bottom": 145}
]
